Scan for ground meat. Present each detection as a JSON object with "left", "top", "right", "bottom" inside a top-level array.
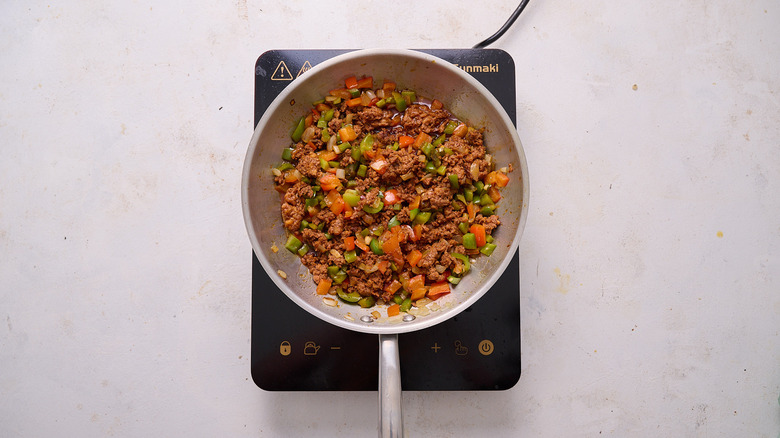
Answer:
[
  {"left": 417, "top": 239, "right": 450, "bottom": 268},
  {"left": 273, "top": 78, "right": 509, "bottom": 305},
  {"left": 359, "top": 106, "right": 395, "bottom": 128},
  {"left": 297, "top": 152, "right": 321, "bottom": 179},
  {"left": 402, "top": 104, "right": 450, "bottom": 135},
  {"left": 381, "top": 148, "right": 424, "bottom": 184},
  {"left": 421, "top": 181, "right": 453, "bottom": 209},
  {"left": 474, "top": 214, "right": 501, "bottom": 233}
]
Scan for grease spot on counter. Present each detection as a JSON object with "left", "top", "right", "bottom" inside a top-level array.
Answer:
[
  {"left": 632, "top": 84, "right": 638, "bottom": 90},
  {"left": 716, "top": 231, "right": 724, "bottom": 238},
  {"left": 554, "top": 267, "right": 570, "bottom": 294}
]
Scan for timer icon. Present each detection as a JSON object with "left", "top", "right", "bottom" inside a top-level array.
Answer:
[{"left": 478, "top": 340, "right": 494, "bottom": 356}]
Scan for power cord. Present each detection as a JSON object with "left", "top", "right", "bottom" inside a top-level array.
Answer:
[{"left": 473, "top": 0, "right": 530, "bottom": 49}]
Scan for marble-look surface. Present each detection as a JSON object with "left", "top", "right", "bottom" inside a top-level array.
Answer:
[{"left": 1, "top": 1, "right": 778, "bottom": 436}]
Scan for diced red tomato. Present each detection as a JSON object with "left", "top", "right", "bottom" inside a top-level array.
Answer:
[
  {"left": 410, "top": 287, "right": 427, "bottom": 301},
  {"left": 344, "top": 236, "right": 355, "bottom": 251},
  {"left": 427, "top": 281, "right": 450, "bottom": 300},
  {"left": 377, "top": 260, "right": 390, "bottom": 274},
  {"left": 398, "top": 135, "right": 414, "bottom": 148},
  {"left": 326, "top": 189, "right": 345, "bottom": 215},
  {"left": 485, "top": 170, "right": 510, "bottom": 187},
  {"left": 316, "top": 278, "right": 332, "bottom": 295},
  {"left": 409, "top": 195, "right": 421, "bottom": 211},
  {"left": 319, "top": 173, "right": 341, "bottom": 191},
  {"left": 431, "top": 99, "right": 443, "bottom": 110},
  {"left": 345, "top": 76, "right": 358, "bottom": 89},
  {"left": 382, "top": 81, "right": 396, "bottom": 92},
  {"left": 407, "top": 249, "right": 422, "bottom": 267},
  {"left": 493, "top": 171, "right": 511, "bottom": 187},
  {"left": 487, "top": 186, "right": 501, "bottom": 203},
  {"left": 329, "top": 88, "right": 352, "bottom": 99},
  {"left": 338, "top": 125, "right": 357, "bottom": 142},
  {"left": 398, "top": 271, "right": 411, "bottom": 290},
  {"left": 356, "top": 76, "right": 373, "bottom": 89},
  {"left": 381, "top": 233, "right": 404, "bottom": 266},
  {"left": 413, "top": 132, "right": 432, "bottom": 148},
  {"left": 315, "top": 103, "right": 331, "bottom": 112},
  {"left": 469, "top": 224, "right": 486, "bottom": 247},
  {"left": 385, "top": 279, "right": 402, "bottom": 295},
  {"left": 304, "top": 114, "right": 314, "bottom": 127},
  {"left": 383, "top": 189, "right": 400, "bottom": 205},
  {"left": 387, "top": 304, "right": 400, "bottom": 317},
  {"left": 343, "top": 202, "right": 353, "bottom": 218},
  {"left": 407, "top": 275, "right": 425, "bottom": 293},
  {"left": 318, "top": 150, "right": 338, "bottom": 162},
  {"left": 370, "top": 158, "right": 389, "bottom": 174}
]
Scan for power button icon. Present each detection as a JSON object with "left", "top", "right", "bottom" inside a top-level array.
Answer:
[{"left": 478, "top": 340, "right": 494, "bottom": 356}]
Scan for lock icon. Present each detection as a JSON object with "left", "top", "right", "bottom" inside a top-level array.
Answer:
[{"left": 279, "top": 341, "right": 291, "bottom": 356}]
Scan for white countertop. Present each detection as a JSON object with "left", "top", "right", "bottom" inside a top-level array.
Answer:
[{"left": 2, "top": 1, "right": 779, "bottom": 436}]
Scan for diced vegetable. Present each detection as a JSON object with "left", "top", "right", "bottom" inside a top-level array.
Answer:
[
  {"left": 463, "top": 233, "right": 477, "bottom": 250},
  {"left": 316, "top": 278, "right": 332, "bottom": 295},
  {"left": 369, "top": 238, "right": 384, "bottom": 255},
  {"left": 358, "top": 296, "right": 376, "bottom": 308},
  {"left": 291, "top": 117, "right": 305, "bottom": 141},
  {"left": 285, "top": 235, "right": 303, "bottom": 253},
  {"left": 480, "top": 243, "right": 497, "bottom": 256},
  {"left": 469, "top": 224, "right": 487, "bottom": 247},
  {"left": 387, "top": 304, "right": 400, "bottom": 317}
]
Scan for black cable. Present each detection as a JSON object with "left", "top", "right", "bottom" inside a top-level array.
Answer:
[{"left": 473, "top": 0, "right": 530, "bottom": 49}]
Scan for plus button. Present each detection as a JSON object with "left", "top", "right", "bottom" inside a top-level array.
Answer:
[{"left": 431, "top": 342, "right": 441, "bottom": 353}]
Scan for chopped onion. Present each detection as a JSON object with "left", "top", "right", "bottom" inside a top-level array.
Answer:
[
  {"left": 327, "top": 134, "right": 337, "bottom": 151},
  {"left": 415, "top": 185, "right": 424, "bottom": 194},
  {"left": 365, "top": 89, "right": 376, "bottom": 100},
  {"left": 323, "top": 296, "right": 338, "bottom": 307},
  {"left": 292, "top": 169, "right": 303, "bottom": 181},
  {"left": 363, "top": 215, "right": 374, "bottom": 225},
  {"left": 361, "top": 92, "right": 372, "bottom": 106},
  {"left": 271, "top": 168, "right": 282, "bottom": 177},
  {"left": 434, "top": 264, "right": 447, "bottom": 273},
  {"left": 376, "top": 89, "right": 385, "bottom": 99},
  {"left": 301, "top": 125, "right": 316, "bottom": 143},
  {"left": 400, "top": 172, "right": 414, "bottom": 181},
  {"left": 470, "top": 162, "right": 480, "bottom": 181},
  {"left": 345, "top": 113, "right": 354, "bottom": 125},
  {"left": 336, "top": 168, "right": 345, "bottom": 179},
  {"left": 416, "top": 297, "right": 433, "bottom": 307}
]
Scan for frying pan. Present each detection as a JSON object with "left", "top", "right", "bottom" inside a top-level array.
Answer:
[{"left": 242, "top": 49, "right": 529, "bottom": 437}]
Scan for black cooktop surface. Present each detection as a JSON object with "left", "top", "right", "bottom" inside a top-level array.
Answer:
[{"left": 251, "top": 49, "right": 520, "bottom": 391}]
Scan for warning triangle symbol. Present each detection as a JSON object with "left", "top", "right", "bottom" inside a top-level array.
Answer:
[
  {"left": 271, "top": 61, "right": 293, "bottom": 81},
  {"left": 296, "top": 61, "right": 313, "bottom": 78}
]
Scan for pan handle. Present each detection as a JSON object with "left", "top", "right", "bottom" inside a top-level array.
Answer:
[{"left": 378, "top": 333, "right": 403, "bottom": 438}]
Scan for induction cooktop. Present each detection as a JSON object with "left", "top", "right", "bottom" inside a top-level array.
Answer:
[{"left": 250, "top": 49, "right": 521, "bottom": 391}]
